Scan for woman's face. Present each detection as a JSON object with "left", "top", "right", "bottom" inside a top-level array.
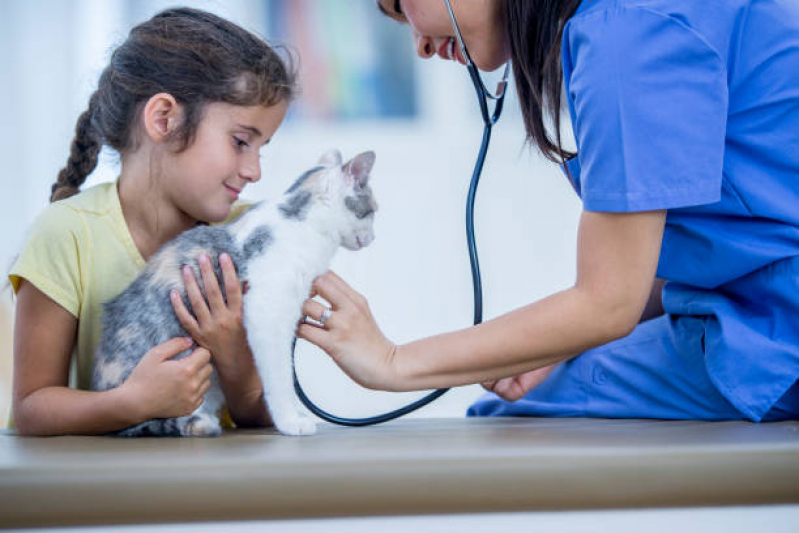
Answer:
[{"left": 379, "top": 0, "right": 509, "bottom": 72}]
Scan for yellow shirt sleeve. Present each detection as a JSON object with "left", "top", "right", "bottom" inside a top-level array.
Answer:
[{"left": 8, "top": 203, "right": 86, "bottom": 317}]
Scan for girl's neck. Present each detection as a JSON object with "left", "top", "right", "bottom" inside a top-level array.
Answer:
[{"left": 117, "top": 164, "right": 197, "bottom": 261}]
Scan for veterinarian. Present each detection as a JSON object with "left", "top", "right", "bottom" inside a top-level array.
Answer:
[
  {"left": 297, "top": 0, "right": 799, "bottom": 421},
  {"left": 8, "top": 8, "right": 293, "bottom": 435}
]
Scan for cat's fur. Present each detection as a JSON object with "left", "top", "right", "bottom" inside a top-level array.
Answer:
[{"left": 91, "top": 149, "right": 377, "bottom": 437}]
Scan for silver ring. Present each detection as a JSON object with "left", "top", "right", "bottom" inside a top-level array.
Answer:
[{"left": 319, "top": 307, "right": 332, "bottom": 326}]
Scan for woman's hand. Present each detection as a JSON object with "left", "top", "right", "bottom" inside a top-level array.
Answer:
[
  {"left": 296, "top": 271, "right": 398, "bottom": 391},
  {"left": 121, "top": 338, "right": 212, "bottom": 420},
  {"left": 170, "top": 253, "right": 249, "bottom": 373},
  {"left": 481, "top": 363, "right": 558, "bottom": 402}
]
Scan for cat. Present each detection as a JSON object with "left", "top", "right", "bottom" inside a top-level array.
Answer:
[{"left": 91, "top": 149, "right": 377, "bottom": 437}]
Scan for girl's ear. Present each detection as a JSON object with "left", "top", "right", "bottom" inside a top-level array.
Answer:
[
  {"left": 142, "top": 93, "right": 180, "bottom": 143},
  {"left": 318, "top": 148, "right": 343, "bottom": 167},
  {"left": 344, "top": 151, "right": 376, "bottom": 189}
]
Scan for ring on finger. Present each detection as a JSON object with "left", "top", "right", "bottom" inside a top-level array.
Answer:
[{"left": 319, "top": 307, "right": 332, "bottom": 327}]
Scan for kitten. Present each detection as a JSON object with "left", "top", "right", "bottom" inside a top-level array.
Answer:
[{"left": 92, "top": 149, "right": 377, "bottom": 437}]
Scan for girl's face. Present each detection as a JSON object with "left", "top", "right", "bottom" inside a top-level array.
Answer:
[
  {"left": 379, "top": 0, "right": 509, "bottom": 71},
  {"left": 162, "top": 101, "right": 288, "bottom": 223}
]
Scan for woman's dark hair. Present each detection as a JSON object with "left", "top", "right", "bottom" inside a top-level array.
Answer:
[
  {"left": 376, "top": 0, "right": 582, "bottom": 164},
  {"left": 51, "top": 7, "right": 297, "bottom": 202},
  {"left": 505, "top": 0, "right": 582, "bottom": 163}
]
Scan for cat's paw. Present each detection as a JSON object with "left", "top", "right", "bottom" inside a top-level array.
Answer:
[
  {"left": 275, "top": 416, "right": 317, "bottom": 436},
  {"left": 181, "top": 414, "right": 222, "bottom": 437}
]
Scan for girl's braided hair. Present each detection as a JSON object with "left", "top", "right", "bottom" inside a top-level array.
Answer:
[{"left": 51, "top": 7, "right": 297, "bottom": 202}]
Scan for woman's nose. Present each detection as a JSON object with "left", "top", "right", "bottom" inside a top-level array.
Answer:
[{"left": 414, "top": 32, "right": 434, "bottom": 59}]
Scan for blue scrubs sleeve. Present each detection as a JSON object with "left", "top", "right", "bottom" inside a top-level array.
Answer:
[{"left": 562, "top": 7, "right": 728, "bottom": 212}]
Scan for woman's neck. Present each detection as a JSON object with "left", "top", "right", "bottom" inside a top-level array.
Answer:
[{"left": 117, "top": 159, "right": 197, "bottom": 261}]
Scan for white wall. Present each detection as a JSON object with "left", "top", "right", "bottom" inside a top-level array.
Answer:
[{"left": 0, "top": 0, "right": 581, "bottom": 421}]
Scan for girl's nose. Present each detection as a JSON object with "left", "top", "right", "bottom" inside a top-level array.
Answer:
[
  {"left": 240, "top": 156, "right": 261, "bottom": 183},
  {"left": 414, "top": 32, "right": 434, "bottom": 59}
]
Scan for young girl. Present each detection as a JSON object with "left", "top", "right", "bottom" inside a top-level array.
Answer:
[
  {"left": 296, "top": 0, "right": 799, "bottom": 422},
  {"left": 9, "top": 8, "right": 296, "bottom": 435}
]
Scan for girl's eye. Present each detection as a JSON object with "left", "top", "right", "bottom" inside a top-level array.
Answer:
[{"left": 234, "top": 137, "right": 249, "bottom": 149}]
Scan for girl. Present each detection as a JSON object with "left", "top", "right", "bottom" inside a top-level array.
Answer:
[
  {"left": 297, "top": 0, "right": 799, "bottom": 422},
  {"left": 9, "top": 8, "right": 296, "bottom": 435}
]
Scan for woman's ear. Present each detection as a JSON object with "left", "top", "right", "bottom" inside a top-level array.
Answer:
[{"left": 142, "top": 93, "right": 180, "bottom": 143}]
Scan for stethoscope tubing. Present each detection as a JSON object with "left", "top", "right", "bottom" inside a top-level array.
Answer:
[{"left": 292, "top": 40, "right": 509, "bottom": 426}]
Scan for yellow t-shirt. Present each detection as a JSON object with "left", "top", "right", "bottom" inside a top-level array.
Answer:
[{"left": 8, "top": 181, "right": 250, "bottom": 424}]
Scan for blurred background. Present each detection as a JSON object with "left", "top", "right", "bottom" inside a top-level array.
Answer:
[{"left": 0, "top": 0, "right": 580, "bottom": 424}]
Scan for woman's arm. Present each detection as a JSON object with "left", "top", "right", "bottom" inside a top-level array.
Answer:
[
  {"left": 298, "top": 209, "right": 666, "bottom": 392},
  {"left": 640, "top": 277, "right": 665, "bottom": 323},
  {"left": 13, "top": 281, "right": 213, "bottom": 436}
]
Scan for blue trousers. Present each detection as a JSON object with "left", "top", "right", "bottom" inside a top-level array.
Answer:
[{"left": 467, "top": 315, "right": 798, "bottom": 421}]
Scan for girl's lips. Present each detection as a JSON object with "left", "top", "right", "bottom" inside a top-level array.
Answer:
[{"left": 224, "top": 184, "right": 241, "bottom": 199}]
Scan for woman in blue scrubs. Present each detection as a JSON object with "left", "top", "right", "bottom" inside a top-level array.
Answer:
[{"left": 297, "top": 0, "right": 799, "bottom": 422}]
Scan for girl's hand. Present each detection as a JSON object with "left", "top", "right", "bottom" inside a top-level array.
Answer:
[
  {"left": 481, "top": 363, "right": 558, "bottom": 402},
  {"left": 122, "top": 337, "right": 213, "bottom": 420},
  {"left": 170, "top": 253, "right": 249, "bottom": 372},
  {"left": 296, "top": 271, "right": 398, "bottom": 391}
]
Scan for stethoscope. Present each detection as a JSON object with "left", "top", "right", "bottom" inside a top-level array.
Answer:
[{"left": 293, "top": 0, "right": 511, "bottom": 426}]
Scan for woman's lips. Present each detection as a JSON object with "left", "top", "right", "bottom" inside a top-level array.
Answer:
[{"left": 438, "top": 37, "right": 466, "bottom": 65}]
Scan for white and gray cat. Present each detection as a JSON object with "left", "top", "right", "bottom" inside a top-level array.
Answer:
[{"left": 91, "top": 149, "right": 377, "bottom": 437}]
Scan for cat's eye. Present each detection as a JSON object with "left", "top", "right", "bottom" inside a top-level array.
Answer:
[{"left": 394, "top": 0, "right": 403, "bottom": 16}]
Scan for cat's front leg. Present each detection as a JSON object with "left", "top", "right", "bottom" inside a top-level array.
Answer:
[{"left": 244, "top": 299, "right": 316, "bottom": 436}]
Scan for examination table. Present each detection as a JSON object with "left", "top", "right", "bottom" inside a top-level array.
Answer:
[{"left": 0, "top": 417, "right": 797, "bottom": 528}]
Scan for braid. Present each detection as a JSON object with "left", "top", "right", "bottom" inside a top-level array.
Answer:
[{"left": 50, "top": 92, "right": 101, "bottom": 203}]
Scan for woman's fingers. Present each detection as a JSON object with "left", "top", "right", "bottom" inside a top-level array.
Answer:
[
  {"left": 302, "top": 298, "right": 331, "bottom": 324},
  {"left": 220, "top": 254, "right": 243, "bottom": 309},
  {"left": 183, "top": 265, "right": 211, "bottom": 323},
  {"left": 198, "top": 254, "right": 226, "bottom": 311},
  {"left": 324, "top": 270, "right": 366, "bottom": 306},
  {"left": 311, "top": 272, "right": 349, "bottom": 311},
  {"left": 296, "top": 323, "right": 333, "bottom": 355}
]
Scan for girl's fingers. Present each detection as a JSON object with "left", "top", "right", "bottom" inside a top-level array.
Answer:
[
  {"left": 183, "top": 265, "right": 211, "bottom": 323},
  {"left": 198, "top": 254, "right": 226, "bottom": 311},
  {"left": 187, "top": 347, "right": 211, "bottom": 371},
  {"left": 170, "top": 291, "right": 200, "bottom": 336},
  {"left": 198, "top": 362, "right": 214, "bottom": 382},
  {"left": 220, "top": 254, "right": 242, "bottom": 309},
  {"left": 197, "top": 376, "right": 212, "bottom": 397}
]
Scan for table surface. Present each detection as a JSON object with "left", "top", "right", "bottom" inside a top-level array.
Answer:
[{"left": 1, "top": 417, "right": 798, "bottom": 528}]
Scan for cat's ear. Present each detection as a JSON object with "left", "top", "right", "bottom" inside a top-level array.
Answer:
[
  {"left": 318, "top": 149, "right": 343, "bottom": 167},
  {"left": 343, "top": 151, "right": 375, "bottom": 189}
]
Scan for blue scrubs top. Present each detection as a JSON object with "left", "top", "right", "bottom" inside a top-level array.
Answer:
[{"left": 560, "top": 0, "right": 799, "bottom": 420}]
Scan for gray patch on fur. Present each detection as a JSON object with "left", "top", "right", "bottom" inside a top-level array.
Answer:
[
  {"left": 345, "top": 185, "right": 375, "bottom": 219},
  {"left": 242, "top": 225, "right": 272, "bottom": 260},
  {"left": 286, "top": 166, "right": 323, "bottom": 193},
  {"left": 279, "top": 190, "right": 312, "bottom": 220},
  {"left": 91, "top": 221, "right": 259, "bottom": 437}
]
